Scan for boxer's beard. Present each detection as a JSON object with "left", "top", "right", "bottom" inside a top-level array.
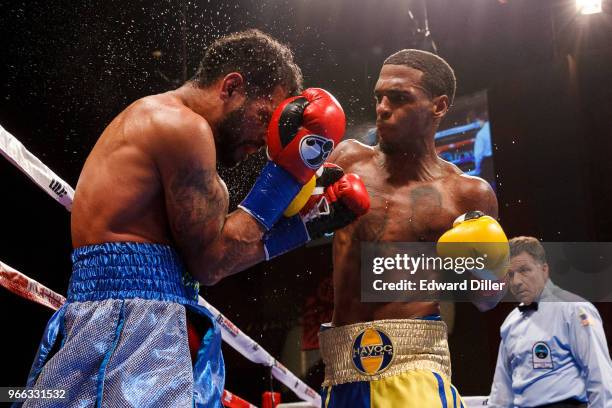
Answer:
[
  {"left": 378, "top": 129, "right": 427, "bottom": 157},
  {"left": 378, "top": 137, "right": 400, "bottom": 155},
  {"left": 378, "top": 134, "right": 419, "bottom": 156},
  {"left": 217, "top": 106, "right": 248, "bottom": 168}
]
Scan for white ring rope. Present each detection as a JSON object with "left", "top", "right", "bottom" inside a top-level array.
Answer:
[
  {"left": 0, "top": 124, "right": 74, "bottom": 210},
  {"left": 0, "top": 123, "right": 320, "bottom": 407}
]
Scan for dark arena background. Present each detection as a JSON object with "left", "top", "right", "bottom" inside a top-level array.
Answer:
[{"left": 1, "top": 0, "right": 612, "bottom": 405}]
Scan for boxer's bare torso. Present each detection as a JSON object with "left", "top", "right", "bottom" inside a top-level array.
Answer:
[
  {"left": 71, "top": 83, "right": 287, "bottom": 284},
  {"left": 329, "top": 140, "right": 497, "bottom": 326},
  {"left": 71, "top": 93, "right": 228, "bottom": 247}
]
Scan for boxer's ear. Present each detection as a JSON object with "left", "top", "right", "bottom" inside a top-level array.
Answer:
[
  {"left": 220, "top": 73, "right": 246, "bottom": 101},
  {"left": 432, "top": 94, "right": 449, "bottom": 119}
]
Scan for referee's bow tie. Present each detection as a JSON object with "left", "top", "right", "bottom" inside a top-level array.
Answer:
[{"left": 518, "top": 302, "right": 538, "bottom": 313}]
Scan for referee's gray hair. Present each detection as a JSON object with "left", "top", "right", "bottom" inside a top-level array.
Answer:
[{"left": 509, "top": 236, "right": 547, "bottom": 264}]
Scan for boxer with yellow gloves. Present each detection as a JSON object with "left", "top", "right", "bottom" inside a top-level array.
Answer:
[
  {"left": 318, "top": 49, "right": 504, "bottom": 408},
  {"left": 438, "top": 210, "right": 510, "bottom": 280},
  {"left": 438, "top": 210, "right": 510, "bottom": 309}
]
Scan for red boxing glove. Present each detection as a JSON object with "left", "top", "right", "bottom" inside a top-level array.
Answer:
[
  {"left": 300, "top": 163, "right": 370, "bottom": 239},
  {"left": 267, "top": 88, "right": 346, "bottom": 184},
  {"left": 325, "top": 173, "right": 370, "bottom": 217}
]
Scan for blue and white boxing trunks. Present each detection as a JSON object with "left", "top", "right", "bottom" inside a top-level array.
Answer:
[{"left": 17, "top": 242, "right": 224, "bottom": 408}]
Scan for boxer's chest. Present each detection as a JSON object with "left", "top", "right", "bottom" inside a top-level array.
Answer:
[{"left": 347, "top": 163, "right": 459, "bottom": 242}]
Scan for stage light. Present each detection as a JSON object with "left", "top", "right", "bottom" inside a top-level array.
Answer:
[{"left": 576, "top": 0, "right": 602, "bottom": 14}]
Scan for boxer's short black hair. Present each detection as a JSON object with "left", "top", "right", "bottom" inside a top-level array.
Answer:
[
  {"left": 509, "top": 236, "right": 547, "bottom": 264},
  {"left": 193, "top": 29, "right": 303, "bottom": 97},
  {"left": 384, "top": 49, "right": 456, "bottom": 106}
]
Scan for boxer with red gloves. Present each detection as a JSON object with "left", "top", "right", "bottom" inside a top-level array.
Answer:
[{"left": 24, "top": 30, "right": 368, "bottom": 408}]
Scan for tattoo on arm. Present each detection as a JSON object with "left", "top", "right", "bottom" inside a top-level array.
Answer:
[{"left": 168, "top": 165, "right": 227, "bottom": 258}]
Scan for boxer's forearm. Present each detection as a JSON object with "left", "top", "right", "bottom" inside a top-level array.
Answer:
[
  {"left": 162, "top": 162, "right": 264, "bottom": 285},
  {"left": 194, "top": 209, "right": 266, "bottom": 285}
]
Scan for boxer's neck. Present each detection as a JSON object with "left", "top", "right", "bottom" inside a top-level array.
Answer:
[
  {"left": 378, "top": 134, "right": 443, "bottom": 181},
  {"left": 171, "top": 83, "right": 224, "bottom": 130}
]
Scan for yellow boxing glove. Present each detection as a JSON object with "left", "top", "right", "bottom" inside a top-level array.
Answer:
[
  {"left": 283, "top": 175, "right": 316, "bottom": 217},
  {"left": 437, "top": 210, "right": 509, "bottom": 279}
]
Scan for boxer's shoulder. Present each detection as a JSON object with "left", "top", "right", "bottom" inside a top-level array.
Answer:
[
  {"left": 131, "top": 94, "right": 213, "bottom": 139},
  {"left": 445, "top": 172, "right": 498, "bottom": 217},
  {"left": 451, "top": 173, "right": 493, "bottom": 197},
  {"left": 124, "top": 94, "right": 215, "bottom": 162},
  {"left": 328, "top": 139, "right": 374, "bottom": 169}
]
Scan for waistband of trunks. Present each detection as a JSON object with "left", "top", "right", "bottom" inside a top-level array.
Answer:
[
  {"left": 319, "top": 318, "right": 452, "bottom": 386},
  {"left": 68, "top": 242, "right": 199, "bottom": 304}
]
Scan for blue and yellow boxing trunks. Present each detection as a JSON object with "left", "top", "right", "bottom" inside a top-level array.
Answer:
[
  {"left": 16, "top": 242, "right": 224, "bottom": 408},
  {"left": 319, "top": 318, "right": 464, "bottom": 408}
]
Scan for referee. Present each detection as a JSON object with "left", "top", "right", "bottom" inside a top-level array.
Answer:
[{"left": 488, "top": 236, "right": 612, "bottom": 407}]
